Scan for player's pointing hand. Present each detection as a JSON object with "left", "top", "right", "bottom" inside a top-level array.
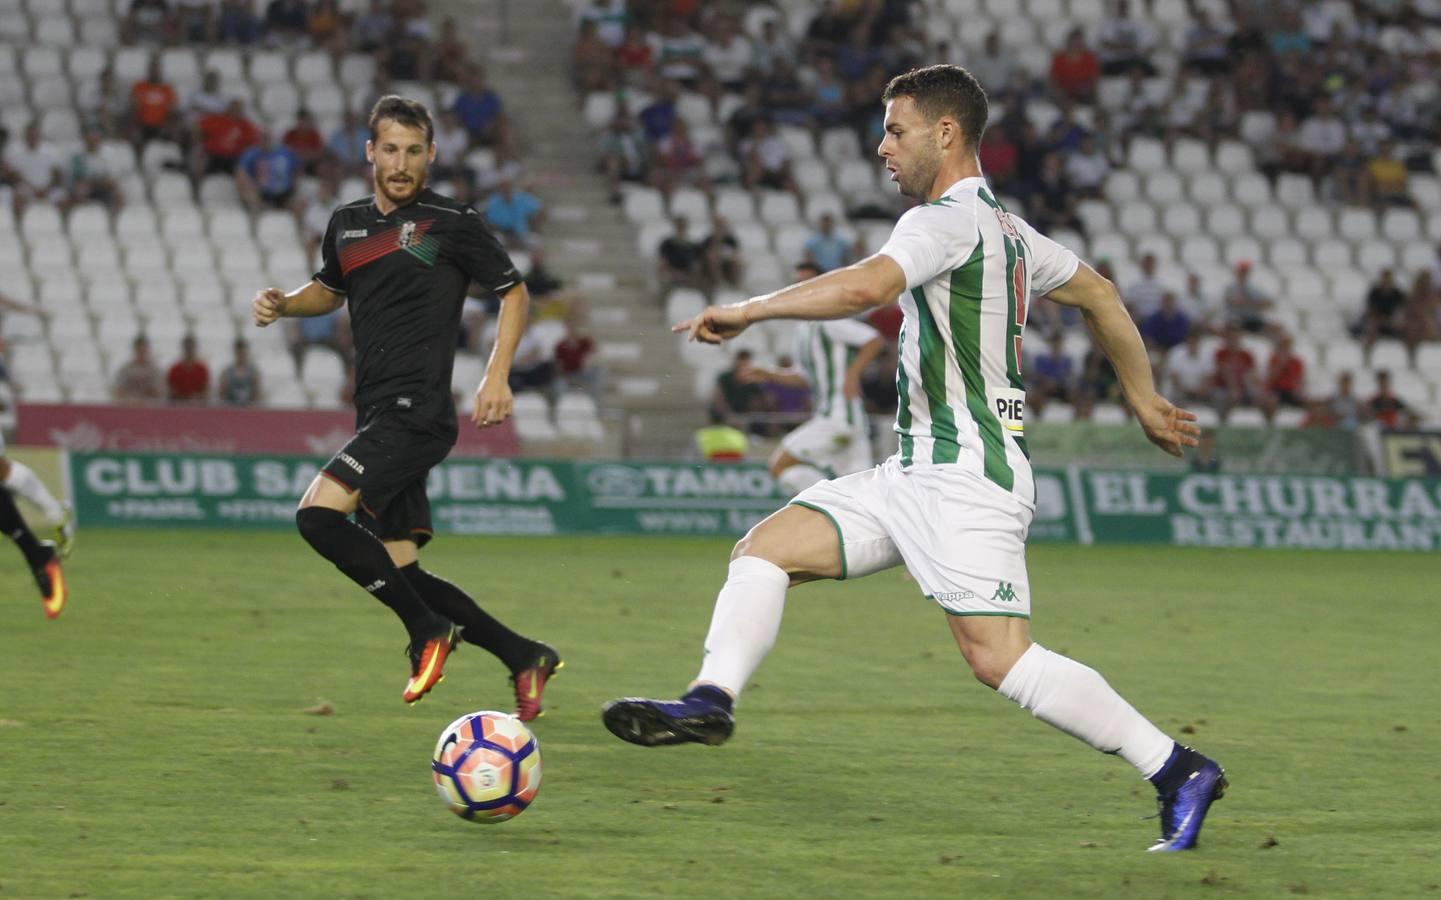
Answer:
[
  {"left": 672, "top": 303, "right": 751, "bottom": 344},
  {"left": 252, "top": 287, "right": 286, "bottom": 327}
]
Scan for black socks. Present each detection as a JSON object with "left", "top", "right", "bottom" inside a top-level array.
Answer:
[
  {"left": 0, "top": 489, "right": 50, "bottom": 569},
  {"left": 400, "top": 563, "right": 535, "bottom": 672},
  {"left": 295, "top": 506, "right": 447, "bottom": 643}
]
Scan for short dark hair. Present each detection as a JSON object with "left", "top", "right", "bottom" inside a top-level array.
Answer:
[
  {"left": 368, "top": 95, "right": 433, "bottom": 144},
  {"left": 882, "top": 64, "right": 989, "bottom": 149}
]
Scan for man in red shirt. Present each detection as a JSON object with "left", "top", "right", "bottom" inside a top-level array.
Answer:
[
  {"left": 553, "top": 309, "right": 600, "bottom": 400},
  {"left": 1211, "top": 324, "right": 1256, "bottom": 420},
  {"left": 167, "top": 334, "right": 211, "bottom": 404},
  {"left": 1261, "top": 332, "right": 1305, "bottom": 421},
  {"left": 193, "top": 99, "right": 260, "bottom": 178},
  {"left": 130, "top": 56, "right": 178, "bottom": 145},
  {"left": 1049, "top": 28, "right": 1101, "bottom": 101},
  {"left": 282, "top": 107, "right": 326, "bottom": 174}
]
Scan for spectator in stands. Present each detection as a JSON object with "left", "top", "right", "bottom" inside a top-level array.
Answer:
[
  {"left": 429, "top": 16, "right": 470, "bottom": 83},
  {"left": 80, "top": 68, "right": 132, "bottom": 139},
  {"left": 1212, "top": 324, "right": 1258, "bottom": 421},
  {"left": 650, "top": 16, "right": 707, "bottom": 87},
  {"left": 1183, "top": 8, "right": 1231, "bottom": 75},
  {"left": 378, "top": 20, "right": 431, "bottom": 82},
  {"left": 979, "top": 127, "right": 1018, "bottom": 193},
  {"left": 263, "top": 0, "right": 310, "bottom": 47},
  {"left": 4, "top": 122, "right": 65, "bottom": 215},
  {"left": 290, "top": 305, "right": 352, "bottom": 376},
  {"left": 1357, "top": 267, "right": 1406, "bottom": 354},
  {"left": 166, "top": 334, "right": 210, "bottom": 404},
  {"left": 803, "top": 213, "right": 855, "bottom": 273},
  {"left": 1165, "top": 329, "right": 1215, "bottom": 409},
  {"left": 710, "top": 349, "right": 770, "bottom": 435},
  {"left": 484, "top": 177, "right": 545, "bottom": 248},
  {"left": 427, "top": 110, "right": 470, "bottom": 184},
  {"left": 68, "top": 129, "right": 124, "bottom": 213},
  {"left": 1097, "top": 0, "right": 1158, "bottom": 75},
  {"left": 1028, "top": 152, "right": 1083, "bottom": 236},
  {"left": 326, "top": 108, "right": 370, "bottom": 178},
  {"left": 351, "top": 0, "right": 391, "bottom": 52},
  {"left": 615, "top": 25, "right": 656, "bottom": 86},
  {"left": 573, "top": 20, "right": 616, "bottom": 93},
  {"left": 700, "top": 215, "right": 743, "bottom": 288},
  {"left": 739, "top": 119, "right": 798, "bottom": 194},
  {"left": 1074, "top": 339, "right": 1119, "bottom": 419},
  {"left": 804, "top": 0, "right": 850, "bottom": 57},
  {"left": 599, "top": 107, "right": 648, "bottom": 203},
  {"left": 552, "top": 306, "right": 602, "bottom": 403},
  {"left": 1331, "top": 137, "right": 1371, "bottom": 206},
  {"left": 193, "top": 99, "right": 259, "bottom": 180},
  {"left": 124, "top": 0, "right": 174, "bottom": 45},
  {"left": 1065, "top": 134, "right": 1110, "bottom": 198},
  {"left": 236, "top": 131, "right": 302, "bottom": 214},
  {"left": 657, "top": 215, "right": 704, "bottom": 291},
  {"left": 453, "top": 67, "right": 512, "bottom": 153},
  {"left": 113, "top": 335, "right": 164, "bottom": 404},
  {"left": 809, "top": 55, "right": 850, "bottom": 129},
  {"left": 1366, "top": 139, "right": 1413, "bottom": 208},
  {"left": 282, "top": 109, "right": 326, "bottom": 176},
  {"left": 1261, "top": 332, "right": 1306, "bottom": 422},
  {"left": 1050, "top": 28, "right": 1101, "bottom": 102},
  {"left": 650, "top": 118, "right": 712, "bottom": 200},
  {"left": 1368, "top": 370, "right": 1416, "bottom": 430},
  {"left": 218, "top": 337, "right": 261, "bottom": 407},
  {"left": 306, "top": 0, "right": 343, "bottom": 46},
  {"left": 521, "top": 245, "right": 564, "bottom": 301},
  {"left": 638, "top": 78, "right": 681, "bottom": 143},
  {"left": 1124, "top": 253, "right": 1167, "bottom": 319},
  {"left": 1141, "top": 292, "right": 1192, "bottom": 352},
  {"left": 1255, "top": 110, "right": 1306, "bottom": 185},
  {"left": 705, "top": 14, "right": 753, "bottom": 92},
  {"left": 1350, "top": 106, "right": 1390, "bottom": 155},
  {"left": 1403, "top": 271, "right": 1440, "bottom": 360},
  {"left": 216, "top": 0, "right": 262, "bottom": 45},
  {"left": 752, "top": 17, "right": 796, "bottom": 78},
  {"left": 186, "top": 70, "right": 231, "bottom": 124},
  {"left": 1028, "top": 334, "right": 1077, "bottom": 417},
  {"left": 1297, "top": 95, "right": 1346, "bottom": 184},
  {"left": 507, "top": 323, "right": 556, "bottom": 398},
  {"left": 763, "top": 58, "right": 812, "bottom": 127},
  {"left": 1222, "top": 261, "right": 1273, "bottom": 334},
  {"left": 966, "top": 32, "right": 1016, "bottom": 99},
  {"left": 129, "top": 56, "right": 178, "bottom": 148}
]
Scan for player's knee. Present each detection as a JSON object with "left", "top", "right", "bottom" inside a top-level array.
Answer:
[
  {"left": 960, "top": 644, "right": 1023, "bottom": 690},
  {"left": 295, "top": 506, "right": 346, "bottom": 549}
]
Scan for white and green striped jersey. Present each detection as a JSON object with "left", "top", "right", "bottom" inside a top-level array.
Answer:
[
  {"left": 878, "top": 176, "right": 1080, "bottom": 503},
  {"left": 794, "top": 318, "right": 881, "bottom": 427}
]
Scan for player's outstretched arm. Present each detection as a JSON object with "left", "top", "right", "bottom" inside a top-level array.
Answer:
[
  {"left": 674, "top": 254, "right": 905, "bottom": 344},
  {"left": 1046, "top": 262, "right": 1200, "bottom": 458},
  {"left": 472, "top": 282, "right": 529, "bottom": 428},
  {"left": 251, "top": 281, "right": 344, "bottom": 327}
]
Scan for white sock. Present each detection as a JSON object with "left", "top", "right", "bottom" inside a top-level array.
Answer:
[
  {"left": 998, "top": 643, "right": 1175, "bottom": 778},
  {"left": 776, "top": 464, "right": 826, "bottom": 496},
  {"left": 694, "top": 556, "right": 789, "bottom": 698},
  {"left": 4, "top": 462, "right": 64, "bottom": 522}
]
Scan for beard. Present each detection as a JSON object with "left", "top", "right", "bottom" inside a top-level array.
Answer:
[
  {"left": 376, "top": 171, "right": 424, "bottom": 204},
  {"left": 896, "top": 140, "right": 942, "bottom": 200}
]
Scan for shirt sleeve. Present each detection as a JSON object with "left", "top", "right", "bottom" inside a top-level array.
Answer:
[
  {"left": 455, "top": 206, "right": 523, "bottom": 295},
  {"left": 877, "top": 201, "right": 980, "bottom": 291},
  {"left": 312, "top": 211, "right": 345, "bottom": 294},
  {"left": 1014, "top": 215, "right": 1081, "bottom": 296},
  {"left": 823, "top": 317, "right": 882, "bottom": 347}
]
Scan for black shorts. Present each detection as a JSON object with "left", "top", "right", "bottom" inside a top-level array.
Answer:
[{"left": 320, "top": 407, "right": 454, "bottom": 547}]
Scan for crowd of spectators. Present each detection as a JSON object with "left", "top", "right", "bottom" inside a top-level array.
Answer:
[
  {"left": 573, "top": 0, "right": 1440, "bottom": 434},
  {"left": 109, "top": 331, "right": 263, "bottom": 406}
]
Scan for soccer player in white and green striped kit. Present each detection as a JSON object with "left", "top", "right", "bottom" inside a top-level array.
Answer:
[{"left": 604, "top": 65, "right": 1227, "bottom": 852}]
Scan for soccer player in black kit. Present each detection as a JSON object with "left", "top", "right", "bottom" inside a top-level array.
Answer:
[{"left": 251, "top": 96, "right": 561, "bottom": 717}]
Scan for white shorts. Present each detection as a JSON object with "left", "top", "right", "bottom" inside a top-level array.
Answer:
[
  {"left": 791, "top": 458, "right": 1033, "bottom": 618},
  {"left": 780, "top": 416, "right": 872, "bottom": 477}
]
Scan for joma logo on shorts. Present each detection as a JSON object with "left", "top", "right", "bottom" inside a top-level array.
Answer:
[{"left": 338, "top": 453, "right": 365, "bottom": 474}]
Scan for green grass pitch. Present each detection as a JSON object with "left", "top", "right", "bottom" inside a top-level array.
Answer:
[{"left": 1, "top": 531, "right": 1437, "bottom": 898}]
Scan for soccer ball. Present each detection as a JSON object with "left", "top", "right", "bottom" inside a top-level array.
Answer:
[{"left": 431, "top": 710, "right": 542, "bottom": 823}]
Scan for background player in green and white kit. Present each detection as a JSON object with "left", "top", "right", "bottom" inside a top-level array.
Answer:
[
  {"left": 605, "top": 65, "right": 1227, "bottom": 853},
  {"left": 743, "top": 261, "right": 886, "bottom": 496}
]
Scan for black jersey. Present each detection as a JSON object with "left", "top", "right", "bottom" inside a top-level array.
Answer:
[{"left": 313, "top": 187, "right": 520, "bottom": 437}]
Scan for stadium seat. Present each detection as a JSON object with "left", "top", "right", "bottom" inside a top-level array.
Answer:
[
  {"left": 160, "top": 47, "right": 200, "bottom": 91},
  {"left": 1127, "top": 137, "right": 1167, "bottom": 173},
  {"left": 1335, "top": 208, "right": 1376, "bottom": 242},
  {"left": 1267, "top": 238, "right": 1308, "bottom": 268},
  {"left": 68, "top": 203, "right": 111, "bottom": 239},
  {"left": 1102, "top": 170, "right": 1141, "bottom": 203},
  {"left": 123, "top": 242, "right": 170, "bottom": 274},
  {"left": 1230, "top": 172, "right": 1272, "bottom": 208},
  {"left": 1170, "top": 138, "right": 1209, "bottom": 173},
  {"left": 713, "top": 187, "right": 756, "bottom": 225},
  {"left": 111, "top": 45, "right": 148, "bottom": 83},
  {"left": 1274, "top": 174, "right": 1315, "bottom": 210},
  {"left": 1222, "top": 236, "right": 1264, "bottom": 268},
  {"left": 832, "top": 159, "right": 876, "bottom": 194},
  {"left": 512, "top": 393, "right": 558, "bottom": 442},
  {"left": 1161, "top": 203, "right": 1202, "bottom": 237},
  {"left": 1226, "top": 408, "right": 1267, "bottom": 428},
  {"left": 337, "top": 53, "right": 376, "bottom": 88},
  {"left": 20, "top": 45, "right": 62, "bottom": 79},
  {"left": 1187, "top": 172, "right": 1227, "bottom": 206},
  {"left": 758, "top": 191, "right": 801, "bottom": 225},
  {"left": 1312, "top": 238, "right": 1355, "bottom": 272},
  {"left": 1294, "top": 206, "right": 1333, "bottom": 241},
  {"left": 28, "top": 239, "right": 74, "bottom": 271},
  {"left": 1114, "top": 200, "right": 1158, "bottom": 239},
  {"left": 1400, "top": 242, "right": 1433, "bottom": 274},
  {"left": 67, "top": 45, "right": 107, "bottom": 82},
  {"left": 1213, "top": 140, "right": 1254, "bottom": 175},
  {"left": 1146, "top": 172, "right": 1185, "bottom": 204},
  {"left": 1369, "top": 341, "right": 1411, "bottom": 372},
  {"left": 621, "top": 186, "right": 665, "bottom": 225},
  {"left": 1134, "top": 233, "right": 1175, "bottom": 263},
  {"left": 668, "top": 187, "right": 710, "bottom": 224},
  {"left": 793, "top": 162, "right": 831, "bottom": 194},
  {"left": 208, "top": 208, "right": 252, "bottom": 242},
  {"left": 634, "top": 221, "right": 672, "bottom": 259},
  {"left": 1356, "top": 240, "right": 1397, "bottom": 274},
  {"left": 556, "top": 392, "right": 604, "bottom": 441},
  {"left": 247, "top": 49, "right": 291, "bottom": 86},
  {"left": 1238, "top": 110, "right": 1276, "bottom": 146},
  {"left": 259, "top": 82, "right": 302, "bottom": 124},
  {"left": 804, "top": 191, "right": 846, "bottom": 222},
  {"left": 1250, "top": 206, "right": 1290, "bottom": 240},
  {"left": 1177, "top": 235, "right": 1219, "bottom": 266},
  {"left": 78, "top": 16, "right": 118, "bottom": 46},
  {"left": 1381, "top": 209, "right": 1421, "bottom": 242},
  {"left": 29, "top": 75, "right": 73, "bottom": 109}
]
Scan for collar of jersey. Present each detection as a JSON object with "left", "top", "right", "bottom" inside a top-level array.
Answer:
[
  {"left": 934, "top": 175, "right": 986, "bottom": 202},
  {"left": 370, "top": 187, "right": 433, "bottom": 218}
]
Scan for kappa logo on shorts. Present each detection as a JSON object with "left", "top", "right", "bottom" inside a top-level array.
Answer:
[
  {"left": 991, "top": 582, "right": 1019, "bottom": 603},
  {"left": 934, "top": 590, "right": 975, "bottom": 604},
  {"left": 338, "top": 452, "right": 365, "bottom": 474}
]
